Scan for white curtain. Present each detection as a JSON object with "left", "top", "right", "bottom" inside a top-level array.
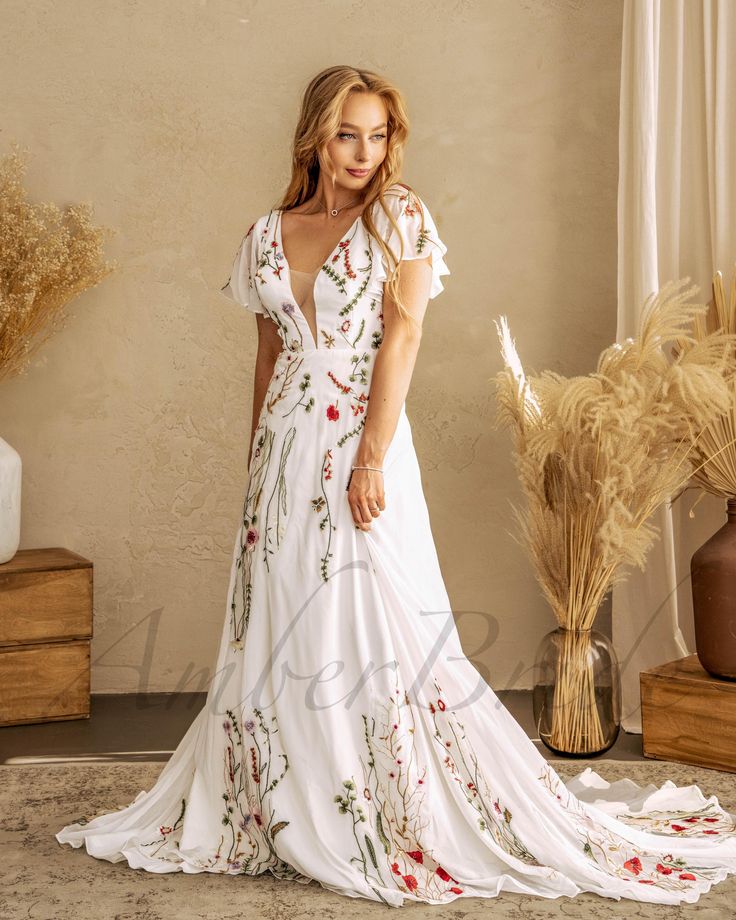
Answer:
[{"left": 615, "top": 0, "right": 736, "bottom": 732}]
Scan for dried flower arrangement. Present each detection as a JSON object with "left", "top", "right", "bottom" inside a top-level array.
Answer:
[
  {"left": 674, "top": 265, "right": 736, "bottom": 509},
  {"left": 493, "top": 277, "right": 736, "bottom": 753},
  {"left": 0, "top": 143, "right": 116, "bottom": 383}
]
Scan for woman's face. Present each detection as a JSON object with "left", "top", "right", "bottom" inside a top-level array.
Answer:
[{"left": 324, "top": 92, "right": 389, "bottom": 192}]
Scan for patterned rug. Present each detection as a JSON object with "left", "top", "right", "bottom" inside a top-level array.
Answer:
[{"left": 2, "top": 758, "right": 735, "bottom": 919}]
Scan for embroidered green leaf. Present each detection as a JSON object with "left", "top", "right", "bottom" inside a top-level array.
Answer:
[
  {"left": 364, "top": 833, "right": 379, "bottom": 870},
  {"left": 375, "top": 810, "right": 392, "bottom": 854}
]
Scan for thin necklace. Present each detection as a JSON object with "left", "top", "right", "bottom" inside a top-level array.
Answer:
[{"left": 314, "top": 195, "right": 364, "bottom": 218}]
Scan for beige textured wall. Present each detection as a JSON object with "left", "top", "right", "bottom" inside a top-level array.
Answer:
[{"left": 0, "top": 0, "right": 623, "bottom": 693}]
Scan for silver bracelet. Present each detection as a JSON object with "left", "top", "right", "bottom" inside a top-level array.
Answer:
[{"left": 346, "top": 464, "right": 383, "bottom": 492}]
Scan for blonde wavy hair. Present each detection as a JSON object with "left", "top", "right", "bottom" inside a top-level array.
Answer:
[{"left": 276, "top": 64, "right": 429, "bottom": 326}]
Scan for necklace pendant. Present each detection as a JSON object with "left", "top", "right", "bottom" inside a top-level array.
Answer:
[{"left": 330, "top": 208, "right": 338, "bottom": 217}]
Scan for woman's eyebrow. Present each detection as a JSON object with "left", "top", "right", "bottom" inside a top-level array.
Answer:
[{"left": 339, "top": 122, "right": 388, "bottom": 130}]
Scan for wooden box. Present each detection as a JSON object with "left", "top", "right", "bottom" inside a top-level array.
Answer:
[
  {"left": 640, "top": 654, "right": 736, "bottom": 773},
  {"left": 0, "top": 547, "right": 93, "bottom": 726}
]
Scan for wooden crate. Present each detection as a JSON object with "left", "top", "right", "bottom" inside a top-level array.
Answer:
[
  {"left": 0, "top": 547, "right": 93, "bottom": 726},
  {"left": 640, "top": 654, "right": 736, "bottom": 773}
]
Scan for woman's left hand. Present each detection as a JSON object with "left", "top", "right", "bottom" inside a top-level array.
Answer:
[{"left": 346, "top": 469, "right": 386, "bottom": 531}]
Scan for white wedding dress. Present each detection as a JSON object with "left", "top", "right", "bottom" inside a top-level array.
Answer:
[{"left": 55, "top": 184, "right": 736, "bottom": 906}]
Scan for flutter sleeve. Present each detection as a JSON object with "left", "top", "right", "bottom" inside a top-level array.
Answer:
[
  {"left": 374, "top": 186, "right": 450, "bottom": 300},
  {"left": 220, "top": 222, "right": 267, "bottom": 315}
]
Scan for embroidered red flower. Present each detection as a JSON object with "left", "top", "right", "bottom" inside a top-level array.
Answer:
[
  {"left": 655, "top": 863, "right": 673, "bottom": 875},
  {"left": 704, "top": 817, "right": 720, "bottom": 822},
  {"left": 407, "top": 850, "right": 423, "bottom": 863},
  {"left": 402, "top": 874, "right": 418, "bottom": 891},
  {"left": 437, "top": 698, "right": 446, "bottom": 711},
  {"left": 326, "top": 403, "right": 339, "bottom": 421},
  {"left": 331, "top": 241, "right": 349, "bottom": 264},
  {"left": 449, "top": 886, "right": 463, "bottom": 894},
  {"left": 703, "top": 830, "right": 719, "bottom": 834},
  {"left": 679, "top": 872, "right": 696, "bottom": 880},
  {"left": 671, "top": 824, "right": 687, "bottom": 831},
  {"left": 245, "top": 527, "right": 259, "bottom": 550},
  {"left": 623, "top": 856, "right": 642, "bottom": 875},
  {"left": 391, "top": 862, "right": 400, "bottom": 875}
]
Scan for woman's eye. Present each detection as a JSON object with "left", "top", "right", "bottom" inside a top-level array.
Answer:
[{"left": 338, "top": 133, "right": 387, "bottom": 141}]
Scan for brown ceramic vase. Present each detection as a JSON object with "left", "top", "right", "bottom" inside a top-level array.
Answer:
[{"left": 691, "top": 497, "right": 736, "bottom": 681}]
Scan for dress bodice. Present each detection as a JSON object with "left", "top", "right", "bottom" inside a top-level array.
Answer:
[
  {"left": 288, "top": 266, "right": 321, "bottom": 349},
  {"left": 220, "top": 183, "right": 450, "bottom": 357}
]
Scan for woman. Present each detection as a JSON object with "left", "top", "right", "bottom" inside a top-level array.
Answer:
[{"left": 56, "top": 65, "right": 736, "bottom": 907}]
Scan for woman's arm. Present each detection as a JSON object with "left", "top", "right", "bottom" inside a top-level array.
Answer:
[
  {"left": 247, "top": 315, "right": 283, "bottom": 467},
  {"left": 348, "top": 254, "right": 434, "bottom": 531}
]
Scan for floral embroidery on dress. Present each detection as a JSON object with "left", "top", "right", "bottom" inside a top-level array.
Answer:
[
  {"left": 333, "top": 677, "right": 466, "bottom": 904},
  {"left": 333, "top": 673, "right": 556, "bottom": 904},
  {"left": 230, "top": 425, "right": 275, "bottom": 647},
  {"left": 133, "top": 707, "right": 301, "bottom": 876},
  {"left": 222, "top": 184, "right": 449, "bottom": 601},
  {"left": 537, "top": 762, "right": 735, "bottom": 892},
  {"left": 619, "top": 806, "right": 735, "bottom": 836},
  {"left": 217, "top": 707, "right": 294, "bottom": 874},
  {"left": 428, "top": 676, "right": 541, "bottom": 865},
  {"left": 332, "top": 667, "right": 736, "bottom": 902},
  {"left": 263, "top": 426, "right": 296, "bottom": 565},
  {"left": 315, "top": 447, "right": 336, "bottom": 581}
]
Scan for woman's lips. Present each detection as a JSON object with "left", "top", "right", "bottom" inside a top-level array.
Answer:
[{"left": 347, "top": 168, "right": 370, "bottom": 176}]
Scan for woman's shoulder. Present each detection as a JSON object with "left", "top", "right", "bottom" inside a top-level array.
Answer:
[
  {"left": 237, "top": 209, "right": 279, "bottom": 258},
  {"left": 369, "top": 183, "right": 450, "bottom": 295},
  {"left": 371, "top": 182, "right": 432, "bottom": 222},
  {"left": 248, "top": 208, "right": 279, "bottom": 238}
]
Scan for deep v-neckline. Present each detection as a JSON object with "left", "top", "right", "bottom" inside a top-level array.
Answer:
[{"left": 275, "top": 207, "right": 364, "bottom": 351}]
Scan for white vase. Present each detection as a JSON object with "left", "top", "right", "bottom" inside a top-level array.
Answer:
[{"left": 0, "top": 436, "right": 21, "bottom": 563}]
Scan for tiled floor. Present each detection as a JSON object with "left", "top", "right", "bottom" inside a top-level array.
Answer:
[{"left": 0, "top": 689, "right": 644, "bottom": 765}]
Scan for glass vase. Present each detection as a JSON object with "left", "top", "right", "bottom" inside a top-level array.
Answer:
[{"left": 533, "top": 626, "right": 621, "bottom": 756}]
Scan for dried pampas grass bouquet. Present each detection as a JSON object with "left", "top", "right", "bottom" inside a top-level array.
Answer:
[
  {"left": 494, "top": 278, "right": 736, "bottom": 631},
  {"left": 493, "top": 279, "right": 736, "bottom": 754}
]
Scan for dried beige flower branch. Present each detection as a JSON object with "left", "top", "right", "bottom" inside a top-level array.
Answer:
[
  {"left": 673, "top": 265, "right": 736, "bottom": 511},
  {"left": 493, "top": 277, "right": 736, "bottom": 632},
  {"left": 0, "top": 143, "right": 117, "bottom": 383}
]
